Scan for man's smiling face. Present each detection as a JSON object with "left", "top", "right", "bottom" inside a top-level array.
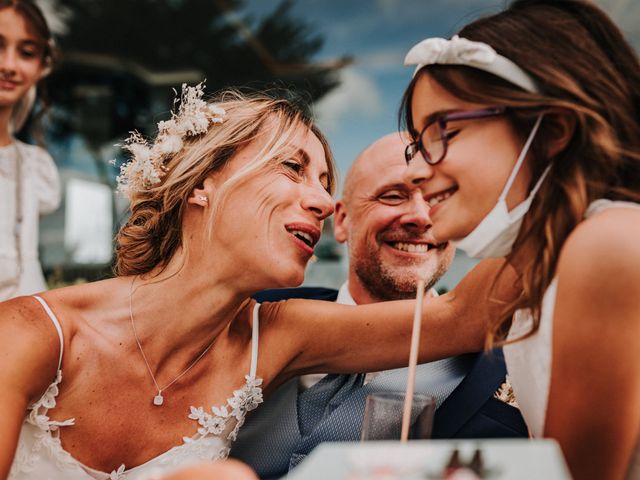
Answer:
[{"left": 334, "top": 133, "right": 454, "bottom": 301}]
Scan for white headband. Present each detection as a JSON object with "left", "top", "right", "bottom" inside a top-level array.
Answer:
[{"left": 404, "top": 35, "right": 539, "bottom": 93}]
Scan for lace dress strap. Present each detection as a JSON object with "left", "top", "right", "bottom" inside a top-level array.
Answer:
[
  {"left": 250, "top": 303, "right": 260, "bottom": 378},
  {"left": 33, "top": 295, "right": 64, "bottom": 371}
]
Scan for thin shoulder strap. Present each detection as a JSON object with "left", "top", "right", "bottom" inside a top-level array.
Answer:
[
  {"left": 250, "top": 302, "right": 260, "bottom": 378},
  {"left": 33, "top": 296, "right": 65, "bottom": 372}
]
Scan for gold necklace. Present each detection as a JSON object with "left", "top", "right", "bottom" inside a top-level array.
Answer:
[{"left": 129, "top": 277, "right": 217, "bottom": 406}]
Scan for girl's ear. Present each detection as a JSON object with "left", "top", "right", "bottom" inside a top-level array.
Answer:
[
  {"left": 187, "top": 177, "right": 216, "bottom": 207},
  {"left": 544, "top": 108, "right": 576, "bottom": 158}
]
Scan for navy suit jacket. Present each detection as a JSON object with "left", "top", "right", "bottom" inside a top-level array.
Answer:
[{"left": 231, "top": 287, "right": 528, "bottom": 479}]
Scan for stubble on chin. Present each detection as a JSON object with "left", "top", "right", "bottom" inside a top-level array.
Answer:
[{"left": 351, "top": 244, "right": 448, "bottom": 301}]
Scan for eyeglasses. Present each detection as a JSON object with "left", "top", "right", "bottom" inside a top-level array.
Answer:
[{"left": 404, "top": 107, "right": 507, "bottom": 165}]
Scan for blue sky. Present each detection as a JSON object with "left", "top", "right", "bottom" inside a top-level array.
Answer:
[{"left": 242, "top": 0, "right": 639, "bottom": 194}]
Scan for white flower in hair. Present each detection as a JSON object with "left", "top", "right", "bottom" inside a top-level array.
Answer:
[
  {"left": 114, "top": 81, "right": 226, "bottom": 198},
  {"left": 156, "top": 135, "right": 184, "bottom": 155},
  {"left": 209, "top": 105, "right": 226, "bottom": 124}
]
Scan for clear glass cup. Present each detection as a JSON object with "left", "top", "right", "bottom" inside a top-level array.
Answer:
[{"left": 360, "top": 391, "right": 436, "bottom": 441}]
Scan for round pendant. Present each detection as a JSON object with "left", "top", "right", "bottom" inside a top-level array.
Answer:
[{"left": 153, "top": 393, "right": 164, "bottom": 406}]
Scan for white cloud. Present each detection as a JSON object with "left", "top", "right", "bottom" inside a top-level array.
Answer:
[
  {"left": 313, "top": 68, "right": 383, "bottom": 132},
  {"left": 355, "top": 49, "right": 405, "bottom": 69}
]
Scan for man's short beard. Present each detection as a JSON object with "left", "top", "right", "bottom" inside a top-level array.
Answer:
[{"left": 352, "top": 248, "right": 449, "bottom": 301}]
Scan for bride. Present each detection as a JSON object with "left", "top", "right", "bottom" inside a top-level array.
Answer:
[{"left": 0, "top": 84, "right": 506, "bottom": 480}]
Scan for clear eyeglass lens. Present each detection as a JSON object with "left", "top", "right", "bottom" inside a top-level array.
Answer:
[{"left": 421, "top": 123, "right": 444, "bottom": 164}]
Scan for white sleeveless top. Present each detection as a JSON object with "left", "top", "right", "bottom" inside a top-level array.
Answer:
[
  {"left": 504, "top": 200, "right": 640, "bottom": 476},
  {"left": 8, "top": 298, "right": 264, "bottom": 480}
]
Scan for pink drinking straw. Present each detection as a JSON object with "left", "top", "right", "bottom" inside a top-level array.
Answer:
[{"left": 401, "top": 279, "right": 425, "bottom": 442}]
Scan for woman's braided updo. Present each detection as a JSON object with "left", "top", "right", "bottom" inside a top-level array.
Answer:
[{"left": 115, "top": 89, "right": 336, "bottom": 277}]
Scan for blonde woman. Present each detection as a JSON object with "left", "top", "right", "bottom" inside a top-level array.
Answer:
[{"left": 0, "top": 85, "right": 503, "bottom": 480}]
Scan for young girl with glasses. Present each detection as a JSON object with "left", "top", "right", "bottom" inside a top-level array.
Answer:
[{"left": 401, "top": 1, "right": 640, "bottom": 478}]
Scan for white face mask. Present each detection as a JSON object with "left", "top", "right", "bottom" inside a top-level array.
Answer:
[{"left": 454, "top": 114, "right": 549, "bottom": 259}]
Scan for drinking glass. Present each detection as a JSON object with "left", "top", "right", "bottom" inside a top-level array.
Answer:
[{"left": 361, "top": 391, "right": 436, "bottom": 441}]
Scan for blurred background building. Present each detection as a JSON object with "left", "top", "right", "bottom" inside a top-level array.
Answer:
[{"left": 24, "top": 0, "right": 638, "bottom": 291}]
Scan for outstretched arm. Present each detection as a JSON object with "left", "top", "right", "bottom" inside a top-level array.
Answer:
[
  {"left": 260, "top": 258, "right": 519, "bottom": 382},
  {"left": 0, "top": 298, "right": 62, "bottom": 479}
]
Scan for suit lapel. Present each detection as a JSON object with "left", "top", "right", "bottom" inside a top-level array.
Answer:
[
  {"left": 432, "top": 349, "right": 506, "bottom": 438},
  {"left": 295, "top": 373, "right": 370, "bottom": 451}
]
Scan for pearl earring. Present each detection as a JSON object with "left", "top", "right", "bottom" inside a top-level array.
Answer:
[{"left": 198, "top": 195, "right": 208, "bottom": 203}]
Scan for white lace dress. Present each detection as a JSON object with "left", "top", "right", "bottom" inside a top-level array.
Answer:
[
  {"left": 504, "top": 199, "right": 640, "bottom": 478},
  {"left": 0, "top": 140, "right": 60, "bottom": 301},
  {"left": 8, "top": 297, "right": 264, "bottom": 480}
]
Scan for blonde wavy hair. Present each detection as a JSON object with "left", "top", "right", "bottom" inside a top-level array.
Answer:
[{"left": 115, "top": 89, "right": 337, "bottom": 277}]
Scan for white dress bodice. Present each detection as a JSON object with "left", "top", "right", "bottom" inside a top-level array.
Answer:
[
  {"left": 503, "top": 199, "right": 640, "bottom": 477},
  {"left": 0, "top": 140, "right": 60, "bottom": 301},
  {"left": 8, "top": 297, "right": 264, "bottom": 480},
  {"left": 503, "top": 278, "right": 557, "bottom": 438}
]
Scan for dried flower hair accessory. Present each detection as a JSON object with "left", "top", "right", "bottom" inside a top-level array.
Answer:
[{"left": 113, "top": 82, "right": 226, "bottom": 198}]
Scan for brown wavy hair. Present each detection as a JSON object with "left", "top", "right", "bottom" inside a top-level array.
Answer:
[
  {"left": 115, "top": 89, "right": 337, "bottom": 277},
  {"left": 401, "top": 0, "right": 640, "bottom": 346}
]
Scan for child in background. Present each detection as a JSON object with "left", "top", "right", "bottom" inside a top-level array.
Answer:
[{"left": 0, "top": 0, "right": 60, "bottom": 301}]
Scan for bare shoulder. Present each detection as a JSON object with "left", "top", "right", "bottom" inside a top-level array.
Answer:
[
  {"left": 0, "top": 295, "right": 60, "bottom": 354},
  {"left": 546, "top": 205, "right": 640, "bottom": 480},
  {"left": 556, "top": 205, "right": 640, "bottom": 323},
  {"left": 42, "top": 277, "right": 123, "bottom": 313},
  {"left": 559, "top": 206, "right": 640, "bottom": 278},
  {"left": 0, "top": 296, "right": 62, "bottom": 403},
  {"left": 0, "top": 279, "right": 120, "bottom": 401}
]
